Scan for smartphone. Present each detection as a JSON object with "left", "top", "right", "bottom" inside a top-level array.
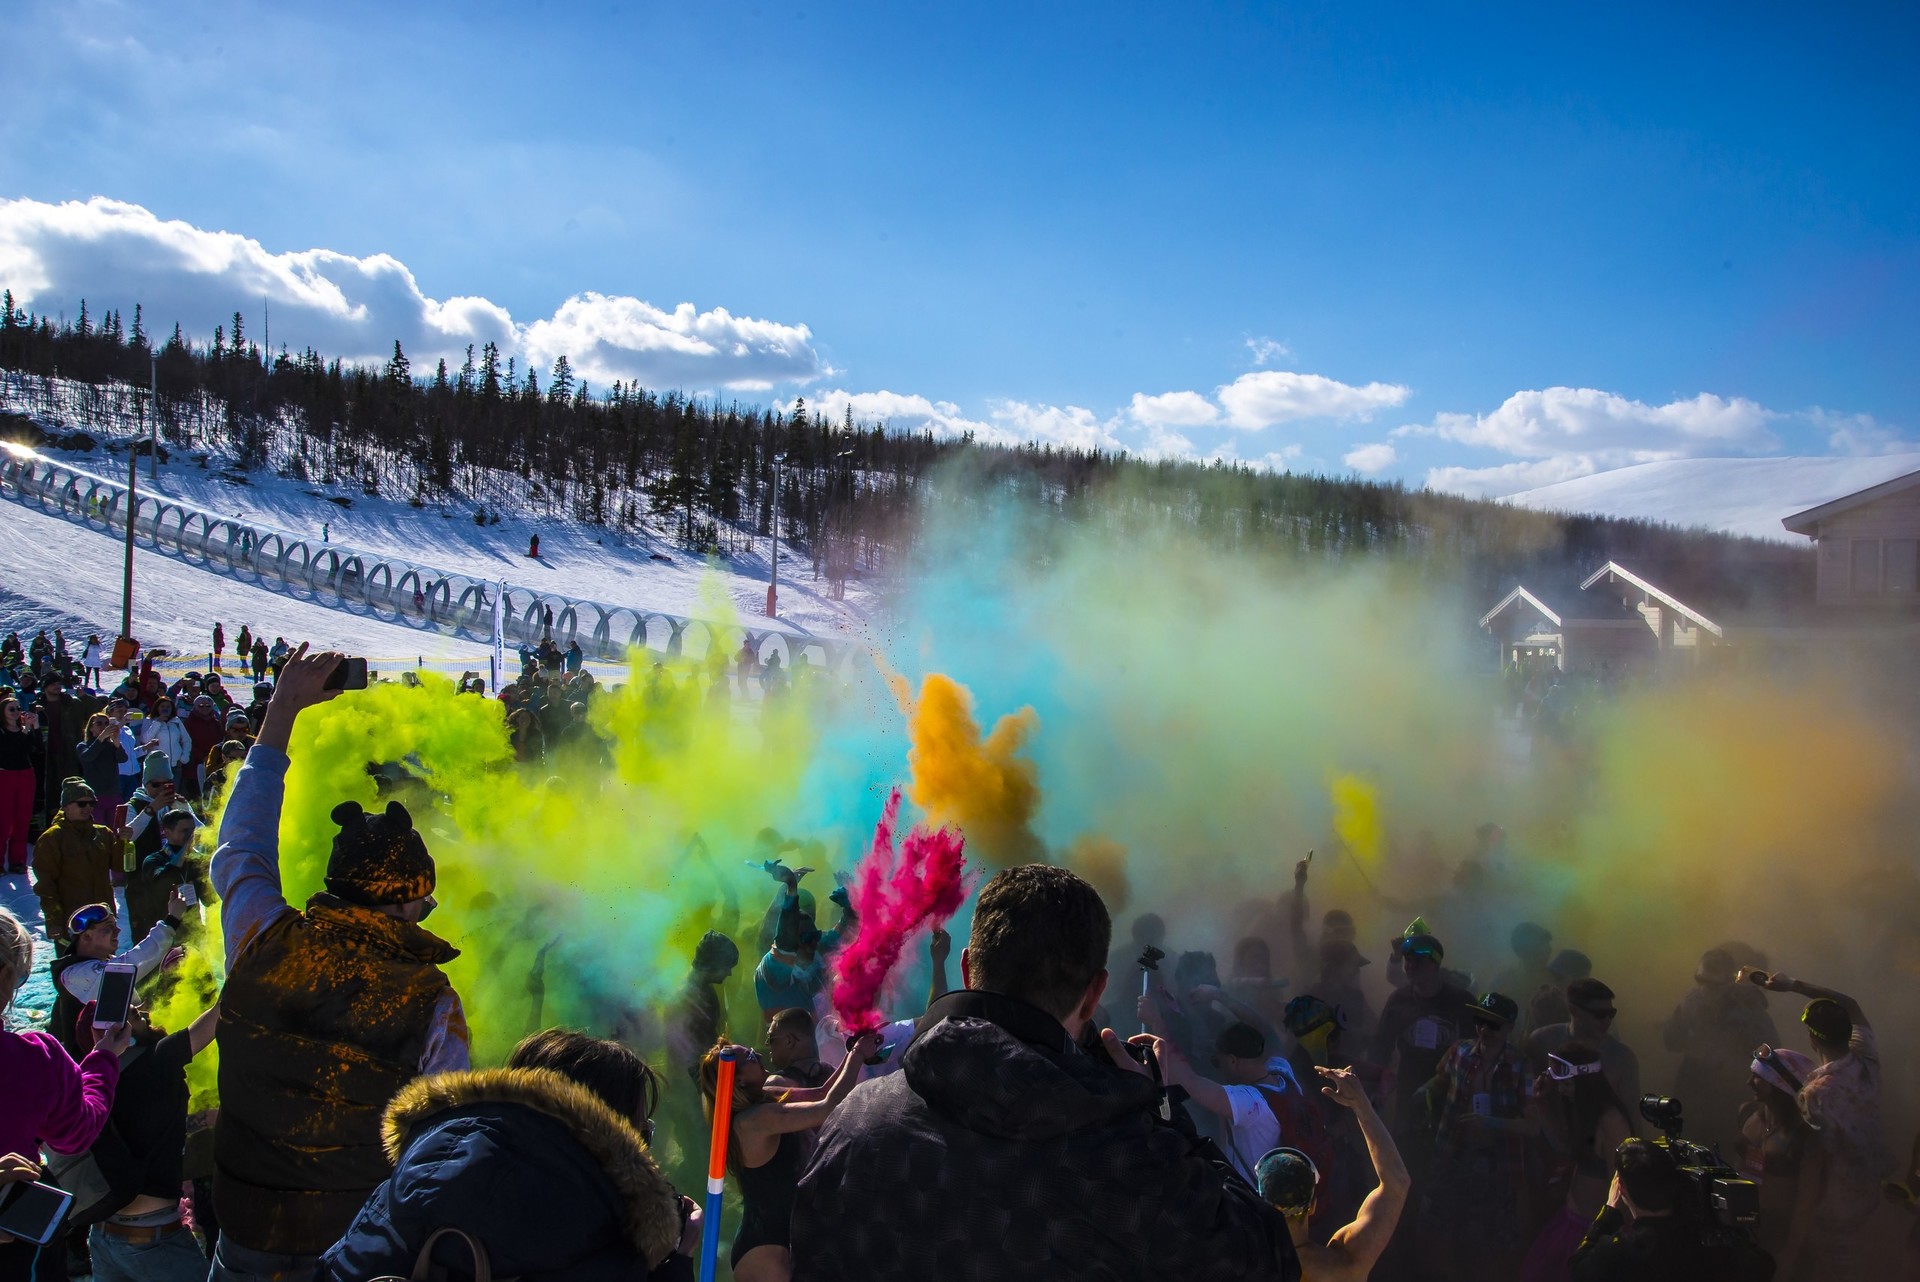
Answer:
[
  {"left": 93, "top": 962, "right": 137, "bottom": 1028},
  {"left": 0, "top": 1180, "right": 73, "bottom": 1246},
  {"left": 323, "top": 657, "right": 369, "bottom": 691},
  {"left": 178, "top": 883, "right": 197, "bottom": 906},
  {"left": 113, "top": 803, "right": 128, "bottom": 831}
]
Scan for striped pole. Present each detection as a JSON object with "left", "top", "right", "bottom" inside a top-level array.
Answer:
[{"left": 698, "top": 1047, "right": 740, "bottom": 1282}]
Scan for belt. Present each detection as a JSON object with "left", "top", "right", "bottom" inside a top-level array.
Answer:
[{"left": 99, "top": 1218, "right": 183, "bottom": 1245}]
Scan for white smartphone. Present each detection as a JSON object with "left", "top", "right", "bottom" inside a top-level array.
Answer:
[
  {"left": 178, "top": 884, "right": 197, "bottom": 906},
  {"left": 92, "top": 962, "right": 137, "bottom": 1028},
  {"left": 0, "top": 1180, "right": 73, "bottom": 1246}
]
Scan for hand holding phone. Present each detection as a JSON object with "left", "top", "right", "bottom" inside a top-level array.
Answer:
[
  {"left": 92, "top": 962, "right": 137, "bottom": 1028},
  {"left": 0, "top": 1175, "right": 73, "bottom": 1247},
  {"left": 322, "top": 657, "right": 369, "bottom": 691}
]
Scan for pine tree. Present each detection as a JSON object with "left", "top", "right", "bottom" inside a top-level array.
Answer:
[
  {"left": 130, "top": 303, "right": 145, "bottom": 349},
  {"left": 549, "top": 354, "right": 574, "bottom": 403}
]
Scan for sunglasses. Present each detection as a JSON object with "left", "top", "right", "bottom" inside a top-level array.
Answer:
[
  {"left": 1577, "top": 1006, "right": 1618, "bottom": 1021},
  {"left": 1546, "top": 1052, "right": 1606, "bottom": 1081},
  {"left": 70, "top": 799, "right": 97, "bottom": 809}
]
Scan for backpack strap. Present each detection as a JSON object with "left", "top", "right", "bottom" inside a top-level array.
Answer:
[{"left": 404, "top": 1227, "right": 500, "bottom": 1282}]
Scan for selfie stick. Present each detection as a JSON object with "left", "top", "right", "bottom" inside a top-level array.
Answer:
[
  {"left": 697, "top": 1047, "right": 740, "bottom": 1282},
  {"left": 1138, "top": 945, "right": 1165, "bottom": 1036}
]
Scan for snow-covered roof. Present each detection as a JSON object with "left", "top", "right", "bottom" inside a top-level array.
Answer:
[{"left": 1780, "top": 467, "right": 1920, "bottom": 537}]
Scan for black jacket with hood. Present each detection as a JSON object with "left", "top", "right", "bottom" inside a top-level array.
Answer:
[
  {"left": 791, "top": 989, "right": 1301, "bottom": 1282},
  {"left": 317, "top": 1067, "right": 693, "bottom": 1282}
]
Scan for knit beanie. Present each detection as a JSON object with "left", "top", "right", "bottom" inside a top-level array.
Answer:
[
  {"left": 141, "top": 750, "right": 172, "bottom": 785},
  {"left": 60, "top": 777, "right": 96, "bottom": 806},
  {"left": 325, "top": 800, "right": 435, "bottom": 907}
]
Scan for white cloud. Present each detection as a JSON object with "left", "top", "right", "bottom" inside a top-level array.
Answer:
[
  {"left": 1127, "top": 390, "right": 1219, "bottom": 428},
  {"left": 1423, "top": 456, "right": 1603, "bottom": 499},
  {"left": 1216, "top": 370, "right": 1411, "bottom": 430},
  {"left": 791, "top": 389, "right": 1014, "bottom": 444},
  {"left": 1245, "top": 336, "right": 1291, "bottom": 366},
  {"left": 988, "top": 400, "right": 1126, "bottom": 453},
  {"left": 1139, "top": 425, "right": 1198, "bottom": 460},
  {"left": 1343, "top": 442, "right": 1397, "bottom": 474},
  {"left": 1810, "top": 408, "right": 1915, "bottom": 457},
  {"left": 0, "top": 196, "right": 823, "bottom": 389},
  {"left": 522, "top": 293, "right": 817, "bottom": 392},
  {"left": 1399, "top": 387, "right": 1774, "bottom": 458}
]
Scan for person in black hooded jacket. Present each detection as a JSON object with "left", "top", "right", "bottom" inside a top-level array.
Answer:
[
  {"left": 318, "top": 1029, "right": 699, "bottom": 1281},
  {"left": 791, "top": 865, "right": 1300, "bottom": 1282}
]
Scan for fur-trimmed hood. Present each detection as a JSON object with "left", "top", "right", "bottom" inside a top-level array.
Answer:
[{"left": 381, "top": 1066, "right": 681, "bottom": 1267}]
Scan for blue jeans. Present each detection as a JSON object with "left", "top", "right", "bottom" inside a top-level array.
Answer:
[
  {"left": 88, "top": 1223, "right": 208, "bottom": 1282},
  {"left": 206, "top": 1237, "right": 321, "bottom": 1282}
]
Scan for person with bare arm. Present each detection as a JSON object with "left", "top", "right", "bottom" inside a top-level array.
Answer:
[{"left": 1256, "top": 1064, "right": 1411, "bottom": 1282}]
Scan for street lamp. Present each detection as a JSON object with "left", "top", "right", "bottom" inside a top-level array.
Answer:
[{"left": 766, "top": 452, "right": 786, "bottom": 617}]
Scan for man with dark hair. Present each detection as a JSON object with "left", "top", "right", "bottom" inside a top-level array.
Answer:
[
  {"left": 208, "top": 648, "right": 469, "bottom": 1282},
  {"left": 1528, "top": 976, "right": 1642, "bottom": 1114},
  {"left": 1663, "top": 948, "right": 1777, "bottom": 1150},
  {"left": 766, "top": 1007, "right": 831, "bottom": 1088},
  {"left": 1571, "top": 1139, "right": 1775, "bottom": 1281},
  {"left": 791, "top": 864, "right": 1300, "bottom": 1280},
  {"left": 1157, "top": 1020, "right": 1327, "bottom": 1187},
  {"left": 1755, "top": 969, "right": 1891, "bottom": 1280},
  {"left": 666, "top": 929, "right": 738, "bottom": 1080}
]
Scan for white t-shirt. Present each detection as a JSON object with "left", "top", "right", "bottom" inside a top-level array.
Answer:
[{"left": 1220, "top": 1057, "right": 1300, "bottom": 1182}]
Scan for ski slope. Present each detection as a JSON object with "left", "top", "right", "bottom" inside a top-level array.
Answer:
[
  {"left": 0, "top": 439, "right": 879, "bottom": 678},
  {"left": 1503, "top": 455, "right": 1920, "bottom": 544}
]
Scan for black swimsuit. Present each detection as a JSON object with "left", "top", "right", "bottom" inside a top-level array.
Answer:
[{"left": 732, "top": 1129, "right": 807, "bottom": 1266}]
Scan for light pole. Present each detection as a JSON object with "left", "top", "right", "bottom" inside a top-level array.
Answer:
[
  {"left": 148, "top": 350, "right": 159, "bottom": 481},
  {"left": 766, "top": 452, "right": 785, "bottom": 617}
]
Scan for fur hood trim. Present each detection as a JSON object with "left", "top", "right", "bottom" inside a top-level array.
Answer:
[{"left": 383, "top": 1066, "right": 680, "bottom": 1266}]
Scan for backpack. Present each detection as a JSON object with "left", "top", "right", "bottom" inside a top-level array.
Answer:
[{"left": 372, "top": 1226, "right": 519, "bottom": 1282}]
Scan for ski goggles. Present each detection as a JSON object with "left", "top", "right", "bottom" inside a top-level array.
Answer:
[
  {"left": 1545, "top": 1052, "right": 1606, "bottom": 1082},
  {"left": 1752, "top": 1044, "right": 1805, "bottom": 1094},
  {"left": 67, "top": 904, "right": 114, "bottom": 936}
]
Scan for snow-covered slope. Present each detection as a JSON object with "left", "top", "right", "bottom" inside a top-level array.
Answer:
[{"left": 1503, "top": 455, "right": 1920, "bottom": 543}]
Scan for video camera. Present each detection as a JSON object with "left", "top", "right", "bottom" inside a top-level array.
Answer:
[{"left": 1638, "top": 1094, "right": 1761, "bottom": 1247}]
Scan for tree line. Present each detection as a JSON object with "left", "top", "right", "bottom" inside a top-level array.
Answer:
[{"left": 0, "top": 291, "right": 1804, "bottom": 610}]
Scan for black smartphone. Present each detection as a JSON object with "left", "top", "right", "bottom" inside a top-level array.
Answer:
[
  {"left": 324, "top": 657, "right": 369, "bottom": 691},
  {"left": 0, "top": 1180, "right": 74, "bottom": 1246},
  {"left": 93, "top": 962, "right": 137, "bottom": 1027}
]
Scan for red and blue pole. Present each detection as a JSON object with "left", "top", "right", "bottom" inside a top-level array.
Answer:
[{"left": 698, "top": 1047, "right": 740, "bottom": 1282}]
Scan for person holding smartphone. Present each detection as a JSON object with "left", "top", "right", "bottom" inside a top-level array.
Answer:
[
  {"left": 51, "top": 892, "right": 188, "bottom": 1010},
  {"left": 0, "top": 907, "right": 129, "bottom": 1282}
]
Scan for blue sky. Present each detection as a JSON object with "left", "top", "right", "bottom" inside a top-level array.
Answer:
[{"left": 2, "top": 0, "right": 1915, "bottom": 494}]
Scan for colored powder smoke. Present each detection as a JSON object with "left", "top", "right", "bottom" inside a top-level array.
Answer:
[
  {"left": 829, "top": 788, "right": 971, "bottom": 1034},
  {"left": 891, "top": 671, "right": 1043, "bottom": 868}
]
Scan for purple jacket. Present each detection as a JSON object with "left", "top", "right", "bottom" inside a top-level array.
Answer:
[{"left": 0, "top": 1028, "right": 120, "bottom": 1157}]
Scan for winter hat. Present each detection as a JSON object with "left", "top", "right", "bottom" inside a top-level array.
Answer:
[
  {"left": 141, "top": 750, "right": 172, "bottom": 785},
  {"left": 325, "top": 800, "right": 435, "bottom": 907},
  {"left": 1751, "top": 1045, "right": 1814, "bottom": 1096},
  {"left": 60, "top": 777, "right": 96, "bottom": 806}
]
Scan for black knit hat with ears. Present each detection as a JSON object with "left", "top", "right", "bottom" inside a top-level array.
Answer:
[{"left": 325, "top": 800, "right": 435, "bottom": 907}]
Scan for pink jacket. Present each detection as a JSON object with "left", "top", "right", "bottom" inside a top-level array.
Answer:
[{"left": 0, "top": 1028, "right": 120, "bottom": 1157}]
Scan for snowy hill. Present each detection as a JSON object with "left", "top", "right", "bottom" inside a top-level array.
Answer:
[
  {"left": 1503, "top": 455, "right": 1920, "bottom": 544},
  {"left": 0, "top": 379, "right": 881, "bottom": 674}
]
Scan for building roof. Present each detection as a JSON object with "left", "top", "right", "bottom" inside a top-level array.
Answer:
[
  {"left": 1781, "top": 467, "right": 1920, "bottom": 536},
  {"left": 1478, "top": 582, "right": 1643, "bottom": 631},
  {"left": 1579, "top": 558, "right": 1817, "bottom": 632}
]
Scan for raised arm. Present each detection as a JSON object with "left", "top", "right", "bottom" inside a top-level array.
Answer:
[
  {"left": 1316, "top": 1066, "right": 1410, "bottom": 1280},
  {"left": 1156, "top": 1040, "right": 1234, "bottom": 1120},
  {"left": 1761, "top": 971, "right": 1868, "bottom": 1029},
  {"left": 927, "top": 927, "right": 952, "bottom": 1009},
  {"left": 735, "top": 1031, "right": 881, "bottom": 1139},
  {"left": 213, "top": 646, "right": 342, "bottom": 970}
]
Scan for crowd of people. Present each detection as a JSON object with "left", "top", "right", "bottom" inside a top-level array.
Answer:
[{"left": 0, "top": 639, "right": 1914, "bottom": 1281}]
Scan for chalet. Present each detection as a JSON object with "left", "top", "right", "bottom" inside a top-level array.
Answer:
[
  {"left": 1781, "top": 467, "right": 1920, "bottom": 606},
  {"left": 1481, "top": 466, "right": 1920, "bottom": 671}
]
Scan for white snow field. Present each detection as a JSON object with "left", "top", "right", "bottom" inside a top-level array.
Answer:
[{"left": 1503, "top": 454, "right": 1920, "bottom": 544}]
